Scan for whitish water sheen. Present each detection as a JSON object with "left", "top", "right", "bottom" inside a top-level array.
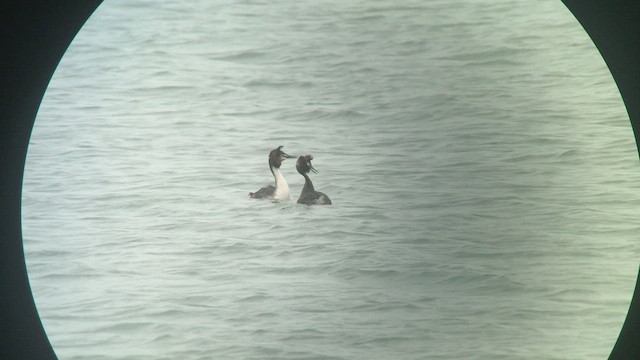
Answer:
[{"left": 23, "top": 0, "right": 640, "bottom": 359}]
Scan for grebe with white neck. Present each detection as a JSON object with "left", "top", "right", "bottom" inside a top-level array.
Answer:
[
  {"left": 249, "top": 146, "right": 294, "bottom": 202},
  {"left": 296, "top": 155, "right": 332, "bottom": 205}
]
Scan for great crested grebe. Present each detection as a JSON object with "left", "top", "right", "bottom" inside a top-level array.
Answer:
[
  {"left": 249, "top": 146, "right": 294, "bottom": 202},
  {"left": 296, "top": 155, "right": 332, "bottom": 205}
]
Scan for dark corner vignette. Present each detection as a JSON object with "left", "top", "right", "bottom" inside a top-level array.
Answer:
[
  {"left": 0, "top": 1, "right": 103, "bottom": 359},
  {"left": 561, "top": 0, "right": 640, "bottom": 358},
  {"left": 0, "top": 1, "right": 638, "bottom": 359}
]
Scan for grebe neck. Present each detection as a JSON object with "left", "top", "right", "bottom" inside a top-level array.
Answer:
[
  {"left": 271, "top": 165, "right": 290, "bottom": 201},
  {"left": 302, "top": 173, "right": 315, "bottom": 194}
]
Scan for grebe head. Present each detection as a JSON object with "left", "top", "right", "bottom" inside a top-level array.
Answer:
[
  {"left": 268, "top": 145, "right": 294, "bottom": 169},
  {"left": 296, "top": 155, "right": 318, "bottom": 175}
]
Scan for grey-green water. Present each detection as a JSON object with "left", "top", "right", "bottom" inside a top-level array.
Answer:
[{"left": 23, "top": 0, "right": 640, "bottom": 359}]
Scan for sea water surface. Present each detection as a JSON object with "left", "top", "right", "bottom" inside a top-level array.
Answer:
[{"left": 23, "top": 0, "right": 640, "bottom": 359}]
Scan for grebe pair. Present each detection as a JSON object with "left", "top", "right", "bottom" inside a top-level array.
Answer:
[{"left": 249, "top": 146, "right": 332, "bottom": 205}]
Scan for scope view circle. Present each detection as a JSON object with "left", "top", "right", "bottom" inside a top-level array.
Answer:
[{"left": 2, "top": 1, "right": 639, "bottom": 359}]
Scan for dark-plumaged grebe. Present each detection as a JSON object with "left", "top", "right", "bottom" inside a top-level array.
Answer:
[
  {"left": 296, "top": 155, "right": 332, "bottom": 205},
  {"left": 249, "top": 146, "right": 294, "bottom": 201}
]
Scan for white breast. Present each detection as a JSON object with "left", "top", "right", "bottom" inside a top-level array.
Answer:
[{"left": 272, "top": 167, "right": 290, "bottom": 201}]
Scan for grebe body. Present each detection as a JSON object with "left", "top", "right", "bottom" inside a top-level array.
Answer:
[
  {"left": 249, "top": 146, "right": 293, "bottom": 202},
  {"left": 296, "top": 155, "right": 332, "bottom": 206}
]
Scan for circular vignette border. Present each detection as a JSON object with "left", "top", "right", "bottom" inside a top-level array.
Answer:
[
  {"left": 561, "top": 2, "right": 640, "bottom": 359},
  {"left": 0, "top": 1, "right": 638, "bottom": 359},
  {"left": 0, "top": 1, "right": 103, "bottom": 359}
]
